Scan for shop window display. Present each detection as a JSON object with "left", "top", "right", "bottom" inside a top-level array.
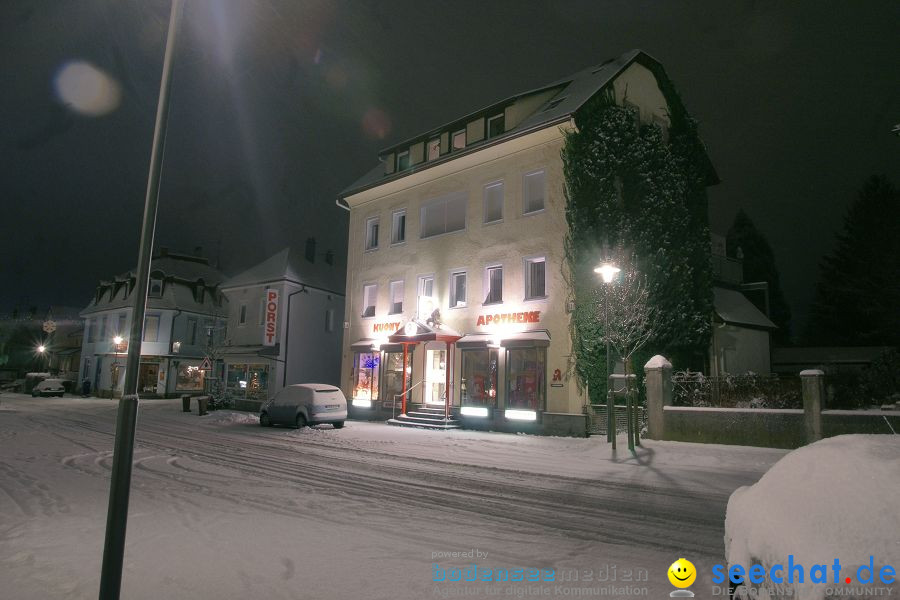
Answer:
[
  {"left": 461, "top": 348, "right": 498, "bottom": 407},
  {"left": 505, "top": 347, "right": 546, "bottom": 410},
  {"left": 353, "top": 352, "right": 380, "bottom": 401}
]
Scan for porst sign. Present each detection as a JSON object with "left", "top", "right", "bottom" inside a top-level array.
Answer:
[{"left": 263, "top": 290, "right": 278, "bottom": 346}]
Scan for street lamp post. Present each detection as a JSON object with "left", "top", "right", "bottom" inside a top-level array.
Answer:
[
  {"left": 36, "top": 344, "right": 47, "bottom": 372},
  {"left": 594, "top": 262, "right": 620, "bottom": 448},
  {"left": 99, "top": 2, "right": 184, "bottom": 598}
]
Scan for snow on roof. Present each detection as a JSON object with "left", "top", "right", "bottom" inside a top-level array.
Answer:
[
  {"left": 341, "top": 49, "right": 718, "bottom": 199},
  {"left": 222, "top": 247, "right": 344, "bottom": 294},
  {"left": 714, "top": 287, "right": 776, "bottom": 329}
]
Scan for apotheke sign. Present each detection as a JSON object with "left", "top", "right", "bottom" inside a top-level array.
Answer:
[{"left": 475, "top": 311, "right": 541, "bottom": 327}]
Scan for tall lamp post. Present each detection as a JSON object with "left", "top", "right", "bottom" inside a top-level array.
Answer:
[
  {"left": 36, "top": 344, "right": 48, "bottom": 372},
  {"left": 99, "top": 1, "right": 184, "bottom": 598},
  {"left": 594, "top": 262, "right": 620, "bottom": 447}
]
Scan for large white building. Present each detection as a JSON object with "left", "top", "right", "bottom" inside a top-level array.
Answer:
[{"left": 337, "top": 50, "right": 714, "bottom": 435}]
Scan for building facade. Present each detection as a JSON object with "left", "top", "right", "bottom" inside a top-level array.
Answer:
[
  {"left": 338, "top": 50, "right": 698, "bottom": 434},
  {"left": 219, "top": 244, "right": 345, "bottom": 410},
  {"left": 79, "top": 249, "right": 227, "bottom": 398}
]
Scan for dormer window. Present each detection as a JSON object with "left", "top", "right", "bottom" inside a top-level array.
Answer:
[
  {"left": 487, "top": 113, "right": 505, "bottom": 138},
  {"left": 396, "top": 150, "right": 410, "bottom": 171},
  {"left": 149, "top": 278, "right": 163, "bottom": 298},
  {"left": 452, "top": 130, "right": 466, "bottom": 151},
  {"left": 427, "top": 138, "right": 440, "bottom": 161}
]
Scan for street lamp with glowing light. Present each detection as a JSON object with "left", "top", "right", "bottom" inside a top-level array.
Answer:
[
  {"left": 594, "top": 260, "right": 619, "bottom": 446},
  {"left": 594, "top": 263, "right": 621, "bottom": 284}
]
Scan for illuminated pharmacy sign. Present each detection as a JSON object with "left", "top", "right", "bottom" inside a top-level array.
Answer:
[{"left": 475, "top": 311, "right": 541, "bottom": 327}]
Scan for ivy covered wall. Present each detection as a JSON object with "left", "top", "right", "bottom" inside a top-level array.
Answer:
[{"left": 563, "top": 83, "right": 714, "bottom": 402}]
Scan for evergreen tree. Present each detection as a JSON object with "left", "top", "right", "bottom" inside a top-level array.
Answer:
[
  {"left": 726, "top": 210, "right": 792, "bottom": 345},
  {"left": 807, "top": 175, "right": 900, "bottom": 345},
  {"left": 563, "top": 89, "right": 713, "bottom": 400}
]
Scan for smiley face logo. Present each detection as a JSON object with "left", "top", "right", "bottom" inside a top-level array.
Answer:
[{"left": 668, "top": 558, "right": 697, "bottom": 588}]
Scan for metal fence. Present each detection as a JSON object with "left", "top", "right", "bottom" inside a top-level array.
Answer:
[
  {"left": 587, "top": 404, "right": 647, "bottom": 436},
  {"left": 671, "top": 371, "right": 802, "bottom": 409}
]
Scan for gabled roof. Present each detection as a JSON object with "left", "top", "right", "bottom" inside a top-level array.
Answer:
[
  {"left": 222, "top": 247, "right": 344, "bottom": 294},
  {"left": 714, "top": 287, "right": 776, "bottom": 330},
  {"left": 340, "top": 49, "right": 717, "bottom": 200}
]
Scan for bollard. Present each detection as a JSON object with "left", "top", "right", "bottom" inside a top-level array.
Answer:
[{"left": 181, "top": 394, "right": 191, "bottom": 413}]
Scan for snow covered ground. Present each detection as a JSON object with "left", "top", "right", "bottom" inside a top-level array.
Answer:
[{"left": 0, "top": 393, "right": 794, "bottom": 599}]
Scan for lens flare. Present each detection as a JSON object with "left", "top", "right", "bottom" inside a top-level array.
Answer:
[{"left": 54, "top": 60, "right": 121, "bottom": 116}]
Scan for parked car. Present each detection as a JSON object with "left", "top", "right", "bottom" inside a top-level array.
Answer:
[
  {"left": 31, "top": 378, "right": 66, "bottom": 397},
  {"left": 259, "top": 384, "right": 347, "bottom": 429}
]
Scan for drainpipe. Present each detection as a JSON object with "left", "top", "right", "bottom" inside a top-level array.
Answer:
[
  {"left": 335, "top": 197, "right": 350, "bottom": 212},
  {"left": 281, "top": 285, "right": 309, "bottom": 388}
]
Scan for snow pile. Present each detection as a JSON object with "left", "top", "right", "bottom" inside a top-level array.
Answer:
[
  {"left": 725, "top": 434, "right": 900, "bottom": 600},
  {"left": 203, "top": 410, "right": 259, "bottom": 425}
]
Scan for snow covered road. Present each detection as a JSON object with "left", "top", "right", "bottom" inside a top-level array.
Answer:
[{"left": 0, "top": 394, "right": 787, "bottom": 599}]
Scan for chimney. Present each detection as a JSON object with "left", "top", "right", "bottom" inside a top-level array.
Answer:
[{"left": 305, "top": 237, "right": 316, "bottom": 263}]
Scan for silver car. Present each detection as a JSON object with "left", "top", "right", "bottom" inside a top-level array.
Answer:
[
  {"left": 259, "top": 384, "right": 347, "bottom": 429},
  {"left": 31, "top": 378, "right": 66, "bottom": 397}
]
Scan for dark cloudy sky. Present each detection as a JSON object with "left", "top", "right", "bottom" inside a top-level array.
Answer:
[{"left": 2, "top": 0, "right": 898, "bottom": 337}]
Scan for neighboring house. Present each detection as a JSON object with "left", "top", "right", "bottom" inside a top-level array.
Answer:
[
  {"left": 39, "top": 306, "right": 84, "bottom": 383},
  {"left": 337, "top": 49, "right": 717, "bottom": 434},
  {"left": 219, "top": 241, "right": 345, "bottom": 410},
  {"left": 79, "top": 248, "right": 227, "bottom": 398},
  {"left": 710, "top": 233, "right": 777, "bottom": 375}
]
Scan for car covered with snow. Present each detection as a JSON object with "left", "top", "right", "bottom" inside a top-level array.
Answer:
[
  {"left": 724, "top": 434, "right": 900, "bottom": 599},
  {"left": 31, "top": 378, "right": 66, "bottom": 397},
  {"left": 259, "top": 383, "right": 347, "bottom": 429}
]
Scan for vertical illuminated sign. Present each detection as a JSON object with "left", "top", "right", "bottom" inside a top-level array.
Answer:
[{"left": 263, "top": 289, "right": 278, "bottom": 346}]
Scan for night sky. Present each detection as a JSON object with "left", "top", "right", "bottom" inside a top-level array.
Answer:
[{"left": 2, "top": 0, "right": 898, "bottom": 337}]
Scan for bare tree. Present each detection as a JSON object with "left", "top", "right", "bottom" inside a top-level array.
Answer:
[{"left": 595, "top": 266, "right": 657, "bottom": 451}]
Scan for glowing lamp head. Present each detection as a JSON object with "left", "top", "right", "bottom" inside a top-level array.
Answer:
[
  {"left": 37, "top": 345, "right": 46, "bottom": 353},
  {"left": 594, "top": 263, "right": 621, "bottom": 283},
  {"left": 113, "top": 336, "right": 123, "bottom": 345},
  {"left": 404, "top": 321, "right": 418, "bottom": 337}
]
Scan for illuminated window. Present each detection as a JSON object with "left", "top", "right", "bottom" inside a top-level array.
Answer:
[
  {"left": 450, "top": 271, "right": 466, "bottom": 308},
  {"left": 524, "top": 257, "right": 546, "bottom": 300},
  {"left": 389, "top": 280, "right": 404, "bottom": 314},
  {"left": 452, "top": 129, "right": 465, "bottom": 150},
  {"left": 362, "top": 284, "right": 377, "bottom": 318},
  {"left": 487, "top": 113, "right": 504, "bottom": 138},
  {"left": 506, "top": 347, "right": 546, "bottom": 411},
  {"left": 483, "top": 181, "right": 503, "bottom": 223},
  {"left": 353, "top": 352, "right": 380, "bottom": 401},
  {"left": 461, "top": 348, "right": 498, "bottom": 407},
  {"left": 523, "top": 169, "right": 545, "bottom": 214},
  {"left": 427, "top": 138, "right": 440, "bottom": 160},
  {"left": 365, "top": 217, "right": 379, "bottom": 251},
  {"left": 484, "top": 265, "right": 503, "bottom": 305},
  {"left": 417, "top": 275, "right": 434, "bottom": 318},
  {"left": 391, "top": 210, "right": 406, "bottom": 244}
]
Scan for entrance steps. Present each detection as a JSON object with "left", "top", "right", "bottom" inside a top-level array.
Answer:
[{"left": 388, "top": 405, "right": 460, "bottom": 430}]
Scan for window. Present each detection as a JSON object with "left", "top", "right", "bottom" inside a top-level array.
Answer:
[
  {"left": 389, "top": 280, "right": 404, "bottom": 314},
  {"left": 99, "top": 315, "right": 107, "bottom": 342},
  {"left": 487, "top": 113, "right": 505, "bottom": 138},
  {"left": 452, "top": 129, "right": 465, "bottom": 150},
  {"left": 417, "top": 275, "right": 434, "bottom": 318},
  {"left": 427, "top": 138, "right": 440, "bottom": 161},
  {"left": 461, "top": 348, "right": 499, "bottom": 407},
  {"left": 258, "top": 296, "right": 265, "bottom": 325},
  {"left": 420, "top": 191, "right": 467, "bottom": 238},
  {"left": 506, "top": 347, "right": 546, "bottom": 411},
  {"left": 483, "top": 181, "right": 503, "bottom": 223},
  {"left": 450, "top": 271, "right": 467, "bottom": 308},
  {"left": 382, "top": 350, "right": 413, "bottom": 407},
  {"left": 176, "top": 363, "right": 204, "bottom": 391},
  {"left": 239, "top": 304, "right": 247, "bottom": 325},
  {"left": 396, "top": 150, "right": 410, "bottom": 171},
  {"left": 352, "top": 352, "right": 380, "bottom": 401},
  {"left": 143, "top": 314, "right": 160, "bottom": 342},
  {"left": 149, "top": 278, "right": 163, "bottom": 298},
  {"left": 523, "top": 170, "right": 545, "bottom": 213},
  {"left": 484, "top": 266, "right": 503, "bottom": 304},
  {"left": 365, "top": 217, "right": 379, "bottom": 251},
  {"left": 525, "top": 257, "right": 546, "bottom": 300},
  {"left": 325, "top": 309, "right": 335, "bottom": 333},
  {"left": 187, "top": 317, "right": 198, "bottom": 345},
  {"left": 362, "top": 284, "right": 377, "bottom": 318},
  {"left": 391, "top": 210, "right": 406, "bottom": 244},
  {"left": 117, "top": 313, "right": 127, "bottom": 337},
  {"left": 86, "top": 318, "right": 95, "bottom": 343}
]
